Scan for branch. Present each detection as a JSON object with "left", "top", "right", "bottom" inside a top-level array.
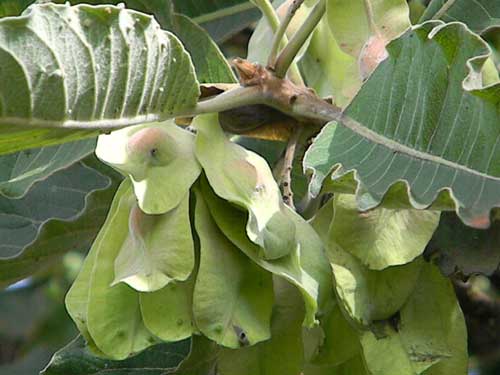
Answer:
[{"left": 274, "top": 0, "right": 326, "bottom": 78}]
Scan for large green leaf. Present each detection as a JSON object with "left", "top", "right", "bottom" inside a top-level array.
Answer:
[
  {"left": 0, "top": 3, "right": 199, "bottom": 155},
  {"left": 305, "top": 21, "right": 500, "bottom": 228},
  {"left": 0, "top": 160, "right": 113, "bottom": 288},
  {"left": 421, "top": 0, "right": 500, "bottom": 33},
  {"left": 0, "top": 139, "right": 95, "bottom": 198},
  {"left": 172, "top": 14, "right": 236, "bottom": 84},
  {"left": 96, "top": 122, "right": 201, "bottom": 215},
  {"left": 330, "top": 194, "right": 439, "bottom": 270},
  {"left": 193, "top": 190, "right": 273, "bottom": 348},
  {"left": 194, "top": 113, "right": 296, "bottom": 260},
  {"left": 41, "top": 336, "right": 190, "bottom": 375}
]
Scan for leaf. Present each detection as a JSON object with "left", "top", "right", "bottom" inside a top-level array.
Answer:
[
  {"left": 172, "top": 14, "right": 236, "bottom": 84},
  {"left": 194, "top": 113, "right": 296, "bottom": 260},
  {"left": 421, "top": 0, "right": 500, "bottom": 33},
  {"left": 427, "top": 212, "right": 500, "bottom": 276},
  {"left": 193, "top": 190, "right": 273, "bottom": 348},
  {"left": 304, "top": 22, "right": 500, "bottom": 228},
  {"left": 96, "top": 122, "right": 201, "bottom": 215},
  {"left": 218, "top": 278, "right": 305, "bottom": 375},
  {"left": 113, "top": 193, "right": 195, "bottom": 292},
  {"left": 0, "top": 139, "right": 95, "bottom": 198},
  {"left": 82, "top": 181, "right": 157, "bottom": 359},
  {"left": 200, "top": 176, "right": 331, "bottom": 327},
  {"left": 173, "top": 0, "right": 259, "bottom": 42},
  {"left": 326, "top": 0, "right": 411, "bottom": 57},
  {"left": 330, "top": 194, "right": 440, "bottom": 270},
  {"left": 140, "top": 279, "right": 195, "bottom": 342},
  {"left": 175, "top": 335, "right": 219, "bottom": 375},
  {"left": 0, "top": 160, "right": 113, "bottom": 288},
  {"left": 0, "top": 3, "right": 199, "bottom": 154},
  {"left": 41, "top": 335, "right": 190, "bottom": 375},
  {"left": 304, "top": 355, "right": 369, "bottom": 375},
  {"left": 0, "top": 0, "right": 33, "bottom": 17},
  {"left": 358, "top": 262, "right": 468, "bottom": 375}
]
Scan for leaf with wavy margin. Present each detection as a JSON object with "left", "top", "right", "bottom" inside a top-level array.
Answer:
[{"left": 305, "top": 21, "right": 500, "bottom": 228}]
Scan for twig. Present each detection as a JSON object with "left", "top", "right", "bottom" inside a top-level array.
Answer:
[
  {"left": 250, "top": 0, "right": 304, "bottom": 85},
  {"left": 274, "top": 0, "right": 326, "bottom": 78},
  {"left": 278, "top": 125, "right": 303, "bottom": 208},
  {"left": 267, "top": 0, "right": 305, "bottom": 69}
]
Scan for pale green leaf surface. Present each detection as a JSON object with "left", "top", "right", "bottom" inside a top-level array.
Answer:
[
  {"left": 218, "top": 278, "right": 304, "bottom": 375},
  {"left": 312, "top": 305, "right": 360, "bottom": 367},
  {"left": 65, "top": 229, "right": 106, "bottom": 357},
  {"left": 421, "top": 0, "right": 500, "bottom": 33},
  {"left": 96, "top": 122, "right": 201, "bottom": 214},
  {"left": 0, "top": 3, "right": 199, "bottom": 150},
  {"left": 0, "top": 161, "right": 111, "bottom": 288},
  {"left": 200, "top": 177, "right": 328, "bottom": 326},
  {"left": 360, "top": 323, "right": 416, "bottom": 375},
  {"left": 305, "top": 355, "right": 368, "bottom": 375},
  {"left": 329, "top": 243, "right": 423, "bottom": 325},
  {"left": 193, "top": 190, "right": 273, "bottom": 348},
  {"left": 113, "top": 194, "right": 194, "bottom": 292},
  {"left": 85, "top": 181, "right": 157, "bottom": 359},
  {"left": 305, "top": 22, "right": 500, "bottom": 228},
  {"left": 194, "top": 113, "right": 296, "bottom": 260},
  {"left": 326, "top": 0, "right": 411, "bottom": 57},
  {"left": 330, "top": 194, "right": 440, "bottom": 270},
  {"left": 300, "top": 17, "right": 361, "bottom": 107},
  {"left": 312, "top": 200, "right": 423, "bottom": 325},
  {"left": 0, "top": 139, "right": 95, "bottom": 198},
  {"left": 140, "top": 279, "right": 195, "bottom": 342}
]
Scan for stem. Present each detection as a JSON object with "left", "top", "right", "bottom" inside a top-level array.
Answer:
[
  {"left": 267, "top": 0, "right": 305, "bottom": 68},
  {"left": 192, "top": 3, "right": 256, "bottom": 24},
  {"left": 279, "top": 125, "right": 303, "bottom": 209},
  {"left": 274, "top": 0, "right": 326, "bottom": 79},
  {"left": 250, "top": 0, "right": 304, "bottom": 85},
  {"left": 431, "top": 0, "right": 457, "bottom": 20},
  {"left": 192, "top": 86, "right": 264, "bottom": 115}
]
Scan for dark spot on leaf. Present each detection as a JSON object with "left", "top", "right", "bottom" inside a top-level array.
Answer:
[{"left": 150, "top": 148, "right": 158, "bottom": 157}]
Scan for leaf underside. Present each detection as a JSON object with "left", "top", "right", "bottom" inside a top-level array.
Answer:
[
  {"left": 305, "top": 21, "right": 500, "bottom": 228},
  {"left": 0, "top": 3, "right": 200, "bottom": 154}
]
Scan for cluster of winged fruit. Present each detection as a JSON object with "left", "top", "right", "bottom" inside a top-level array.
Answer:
[{"left": 66, "top": 113, "right": 332, "bottom": 360}]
